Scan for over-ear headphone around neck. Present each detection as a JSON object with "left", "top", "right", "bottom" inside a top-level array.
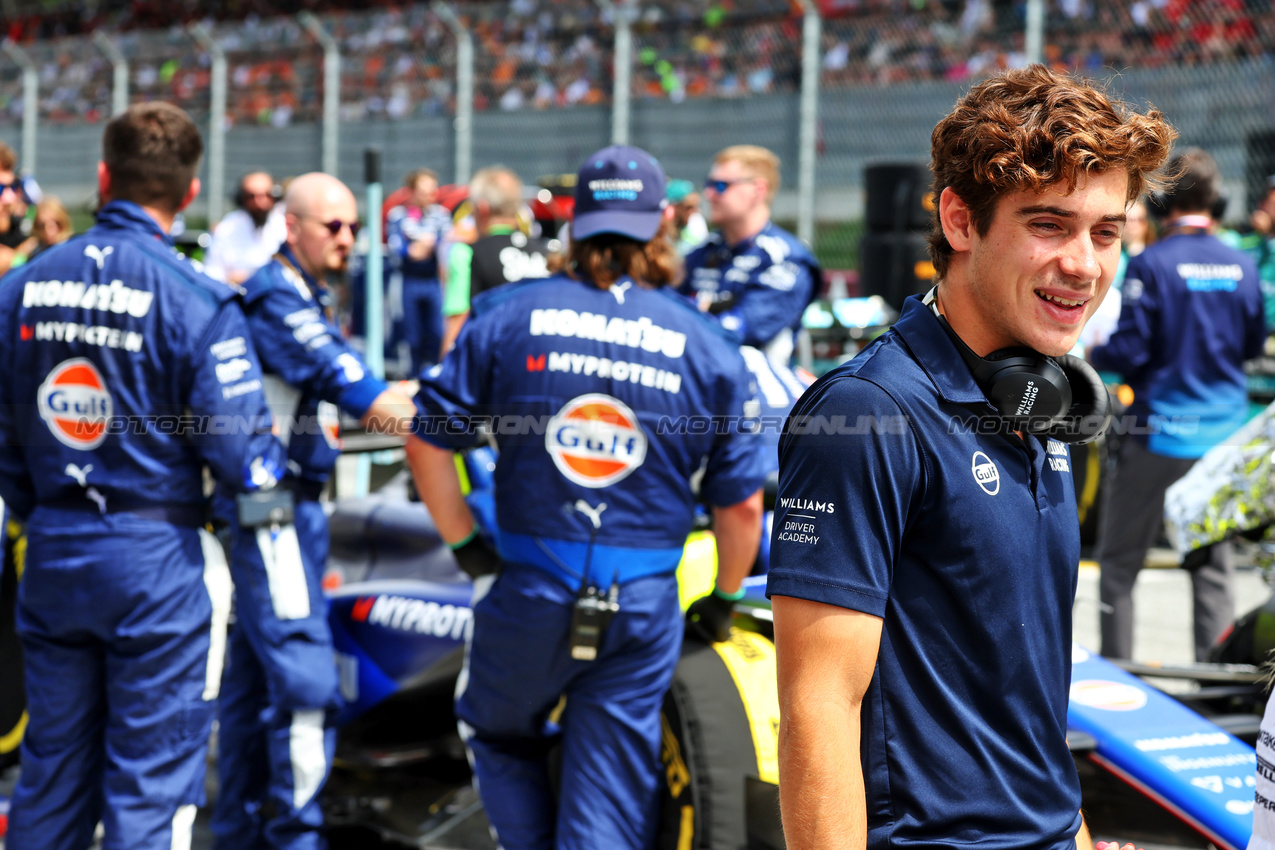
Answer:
[{"left": 923, "top": 287, "right": 1111, "bottom": 444}]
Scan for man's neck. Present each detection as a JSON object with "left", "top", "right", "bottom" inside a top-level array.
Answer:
[
  {"left": 483, "top": 216, "right": 519, "bottom": 236},
  {"left": 140, "top": 204, "right": 176, "bottom": 233},
  {"left": 720, "top": 208, "right": 770, "bottom": 246}
]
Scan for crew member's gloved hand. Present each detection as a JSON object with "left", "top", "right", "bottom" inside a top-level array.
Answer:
[
  {"left": 685, "top": 587, "right": 741, "bottom": 644},
  {"left": 450, "top": 531, "right": 501, "bottom": 580},
  {"left": 705, "top": 291, "right": 736, "bottom": 315}
]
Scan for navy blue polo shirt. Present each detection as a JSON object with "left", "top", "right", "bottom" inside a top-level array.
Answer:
[{"left": 767, "top": 295, "right": 1082, "bottom": 849}]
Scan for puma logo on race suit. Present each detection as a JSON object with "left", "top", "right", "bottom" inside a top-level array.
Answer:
[
  {"left": 64, "top": 462, "right": 93, "bottom": 487},
  {"left": 574, "top": 500, "right": 608, "bottom": 529},
  {"left": 65, "top": 462, "right": 108, "bottom": 513},
  {"left": 84, "top": 245, "right": 114, "bottom": 270}
]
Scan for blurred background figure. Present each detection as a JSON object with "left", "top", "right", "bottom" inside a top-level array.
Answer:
[
  {"left": 8, "top": 196, "right": 73, "bottom": 269},
  {"left": 440, "top": 165, "right": 554, "bottom": 354},
  {"left": 1090, "top": 147, "right": 1265, "bottom": 663},
  {"left": 1220, "top": 174, "right": 1275, "bottom": 333},
  {"left": 666, "top": 178, "right": 708, "bottom": 255},
  {"left": 387, "top": 167, "right": 452, "bottom": 374},
  {"left": 204, "top": 170, "right": 286, "bottom": 285}
]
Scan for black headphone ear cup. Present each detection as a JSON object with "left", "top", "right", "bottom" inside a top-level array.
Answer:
[
  {"left": 978, "top": 350, "right": 1072, "bottom": 432},
  {"left": 1047, "top": 354, "right": 1111, "bottom": 444}
]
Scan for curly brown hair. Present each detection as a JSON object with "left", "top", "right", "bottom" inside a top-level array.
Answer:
[
  {"left": 928, "top": 65, "right": 1177, "bottom": 279},
  {"left": 556, "top": 217, "right": 678, "bottom": 291}
]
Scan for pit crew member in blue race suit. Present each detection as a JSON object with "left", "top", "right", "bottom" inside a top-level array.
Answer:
[
  {"left": 0, "top": 102, "right": 289, "bottom": 850},
  {"left": 403, "top": 144, "right": 767, "bottom": 850},
  {"left": 1090, "top": 148, "right": 1265, "bottom": 663},
  {"left": 387, "top": 167, "right": 453, "bottom": 374},
  {"left": 679, "top": 144, "right": 820, "bottom": 370},
  {"left": 210, "top": 172, "right": 418, "bottom": 850},
  {"left": 767, "top": 66, "right": 1175, "bottom": 850}
]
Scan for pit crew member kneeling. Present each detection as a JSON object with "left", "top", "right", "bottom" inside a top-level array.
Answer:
[{"left": 404, "top": 144, "right": 766, "bottom": 850}]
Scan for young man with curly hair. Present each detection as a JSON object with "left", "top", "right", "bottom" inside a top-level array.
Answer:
[{"left": 768, "top": 65, "right": 1175, "bottom": 849}]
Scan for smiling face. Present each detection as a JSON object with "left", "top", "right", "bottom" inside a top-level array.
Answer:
[{"left": 940, "top": 168, "right": 1129, "bottom": 358}]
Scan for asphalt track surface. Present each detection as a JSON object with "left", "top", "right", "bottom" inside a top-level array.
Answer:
[{"left": 1, "top": 561, "right": 1267, "bottom": 849}]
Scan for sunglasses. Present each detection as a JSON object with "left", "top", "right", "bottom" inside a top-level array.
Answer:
[
  {"left": 310, "top": 218, "right": 360, "bottom": 238},
  {"left": 703, "top": 177, "right": 755, "bottom": 194}
]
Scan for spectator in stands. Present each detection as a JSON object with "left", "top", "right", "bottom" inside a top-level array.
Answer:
[
  {"left": 9, "top": 196, "right": 73, "bottom": 268},
  {"left": 204, "top": 171, "right": 287, "bottom": 285},
  {"left": 440, "top": 166, "right": 555, "bottom": 354},
  {"left": 387, "top": 167, "right": 452, "bottom": 374},
  {"left": 1091, "top": 148, "right": 1266, "bottom": 662}
]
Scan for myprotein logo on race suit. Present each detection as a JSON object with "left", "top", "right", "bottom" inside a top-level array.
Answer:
[
  {"left": 546, "top": 393, "right": 648, "bottom": 488},
  {"left": 37, "top": 358, "right": 113, "bottom": 450}
]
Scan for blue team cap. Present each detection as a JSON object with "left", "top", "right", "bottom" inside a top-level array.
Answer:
[{"left": 572, "top": 145, "right": 667, "bottom": 242}]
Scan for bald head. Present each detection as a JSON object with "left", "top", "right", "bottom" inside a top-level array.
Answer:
[
  {"left": 284, "top": 172, "right": 359, "bottom": 281},
  {"left": 285, "top": 172, "right": 355, "bottom": 219}
]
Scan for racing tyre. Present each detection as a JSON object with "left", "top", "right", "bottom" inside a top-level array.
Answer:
[
  {"left": 0, "top": 516, "right": 27, "bottom": 772},
  {"left": 659, "top": 629, "right": 781, "bottom": 850}
]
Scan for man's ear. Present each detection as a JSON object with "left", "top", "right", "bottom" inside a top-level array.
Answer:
[
  {"left": 177, "top": 178, "right": 200, "bottom": 213},
  {"left": 97, "top": 161, "right": 111, "bottom": 203},
  {"left": 939, "top": 187, "right": 973, "bottom": 252}
]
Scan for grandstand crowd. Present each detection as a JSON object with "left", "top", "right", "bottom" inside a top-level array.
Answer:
[{"left": 0, "top": 0, "right": 1273, "bottom": 127}]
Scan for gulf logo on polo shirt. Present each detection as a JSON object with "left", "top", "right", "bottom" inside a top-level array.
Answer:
[
  {"left": 37, "top": 358, "right": 113, "bottom": 450},
  {"left": 546, "top": 393, "right": 647, "bottom": 488},
  {"left": 971, "top": 451, "right": 999, "bottom": 495}
]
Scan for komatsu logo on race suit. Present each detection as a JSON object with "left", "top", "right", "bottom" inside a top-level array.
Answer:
[
  {"left": 37, "top": 358, "right": 113, "bottom": 450},
  {"left": 356, "top": 595, "right": 472, "bottom": 641},
  {"left": 546, "top": 393, "right": 648, "bottom": 488},
  {"left": 23, "top": 279, "right": 154, "bottom": 318},
  {"left": 529, "top": 309, "right": 686, "bottom": 359}
]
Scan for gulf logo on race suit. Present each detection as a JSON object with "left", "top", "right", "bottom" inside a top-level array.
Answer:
[
  {"left": 546, "top": 393, "right": 647, "bottom": 488},
  {"left": 37, "top": 358, "right": 113, "bottom": 450}
]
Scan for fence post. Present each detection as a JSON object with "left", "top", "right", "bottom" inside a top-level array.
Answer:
[
  {"left": 188, "top": 23, "right": 227, "bottom": 227},
  {"left": 796, "top": 0, "right": 821, "bottom": 248},
  {"left": 1024, "top": 0, "right": 1044, "bottom": 65},
  {"left": 595, "top": 0, "right": 633, "bottom": 146},
  {"left": 2, "top": 41, "right": 38, "bottom": 177},
  {"left": 434, "top": 2, "right": 473, "bottom": 184},
  {"left": 92, "top": 32, "right": 129, "bottom": 117},
  {"left": 298, "top": 12, "right": 341, "bottom": 177}
]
